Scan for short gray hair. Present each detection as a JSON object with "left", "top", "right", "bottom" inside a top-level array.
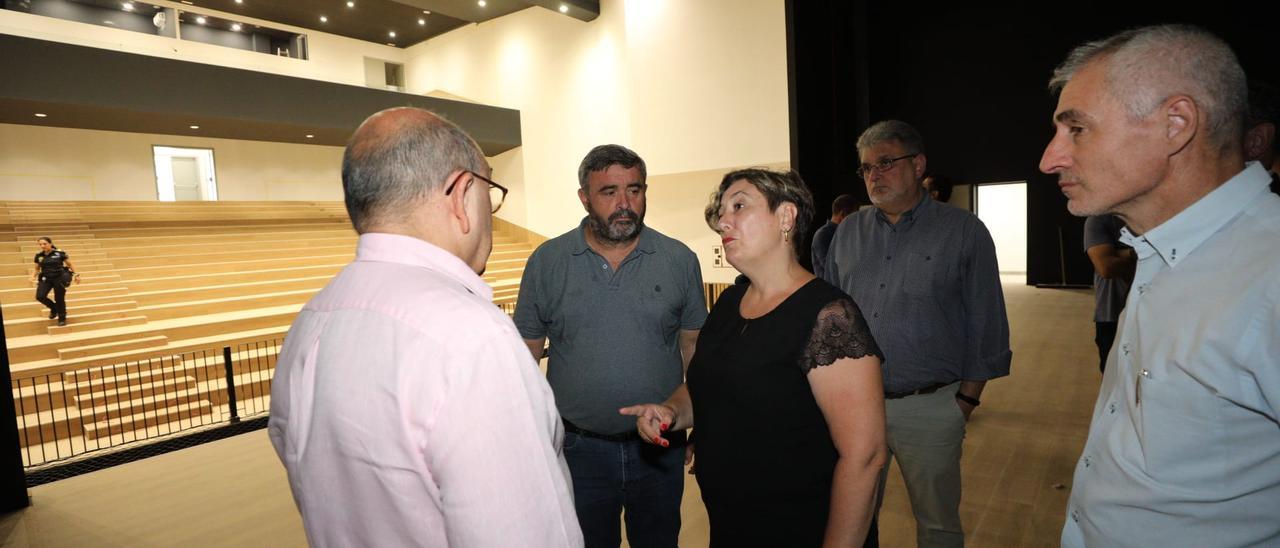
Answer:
[
  {"left": 341, "top": 108, "right": 487, "bottom": 233},
  {"left": 577, "top": 144, "right": 647, "bottom": 191},
  {"left": 1048, "top": 24, "right": 1247, "bottom": 149},
  {"left": 856, "top": 120, "right": 925, "bottom": 156}
]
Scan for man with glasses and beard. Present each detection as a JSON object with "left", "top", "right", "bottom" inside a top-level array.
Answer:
[
  {"left": 515, "top": 144, "right": 707, "bottom": 548},
  {"left": 823, "top": 120, "right": 1011, "bottom": 548}
]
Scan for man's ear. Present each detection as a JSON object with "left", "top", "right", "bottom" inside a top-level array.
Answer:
[
  {"left": 578, "top": 187, "right": 590, "bottom": 212},
  {"left": 446, "top": 170, "right": 473, "bottom": 235},
  {"left": 1244, "top": 122, "right": 1276, "bottom": 163},
  {"left": 1162, "top": 95, "right": 1199, "bottom": 156},
  {"left": 912, "top": 153, "right": 928, "bottom": 180}
]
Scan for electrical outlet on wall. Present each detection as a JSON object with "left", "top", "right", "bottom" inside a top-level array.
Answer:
[{"left": 712, "top": 245, "right": 730, "bottom": 268}]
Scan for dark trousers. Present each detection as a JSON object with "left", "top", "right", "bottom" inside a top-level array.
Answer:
[
  {"left": 1095, "top": 321, "right": 1118, "bottom": 374},
  {"left": 563, "top": 430, "right": 686, "bottom": 548},
  {"left": 35, "top": 278, "right": 67, "bottom": 322}
]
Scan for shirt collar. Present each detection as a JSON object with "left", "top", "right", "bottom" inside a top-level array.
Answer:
[
  {"left": 1120, "top": 162, "right": 1271, "bottom": 268},
  {"left": 875, "top": 191, "right": 931, "bottom": 227},
  {"left": 354, "top": 232, "right": 493, "bottom": 300},
  {"left": 570, "top": 216, "right": 657, "bottom": 256}
]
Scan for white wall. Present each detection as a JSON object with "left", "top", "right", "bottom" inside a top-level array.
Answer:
[
  {"left": 404, "top": 0, "right": 790, "bottom": 282},
  {"left": 0, "top": 123, "right": 345, "bottom": 201},
  {"left": 0, "top": 0, "right": 403, "bottom": 87}
]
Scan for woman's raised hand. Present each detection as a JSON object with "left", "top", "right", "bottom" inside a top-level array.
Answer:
[{"left": 618, "top": 403, "right": 677, "bottom": 447}]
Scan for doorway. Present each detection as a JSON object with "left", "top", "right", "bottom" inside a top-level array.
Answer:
[
  {"left": 974, "top": 181, "right": 1027, "bottom": 278},
  {"left": 153, "top": 146, "right": 218, "bottom": 201}
]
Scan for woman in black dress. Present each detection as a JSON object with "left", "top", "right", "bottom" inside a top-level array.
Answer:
[
  {"left": 31, "top": 236, "right": 79, "bottom": 326},
  {"left": 621, "top": 168, "right": 886, "bottom": 546}
]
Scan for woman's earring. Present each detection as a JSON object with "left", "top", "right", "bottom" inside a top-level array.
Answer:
[{"left": 782, "top": 228, "right": 791, "bottom": 242}]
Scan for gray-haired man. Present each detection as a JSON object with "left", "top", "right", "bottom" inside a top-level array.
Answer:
[{"left": 824, "top": 120, "right": 1011, "bottom": 548}]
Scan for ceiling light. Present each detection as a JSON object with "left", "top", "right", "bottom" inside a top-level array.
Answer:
[
  {"left": 195, "top": 16, "right": 206, "bottom": 24},
  {"left": 231, "top": 23, "right": 241, "bottom": 31},
  {"left": 388, "top": 31, "right": 396, "bottom": 37},
  {"left": 319, "top": 15, "right": 327, "bottom": 22},
  {"left": 34, "top": 113, "right": 48, "bottom": 118},
  {"left": 386, "top": 42, "right": 395, "bottom": 46},
  {"left": 346, "top": 1, "right": 354, "bottom": 7},
  {"left": 189, "top": 125, "right": 200, "bottom": 129},
  {"left": 559, "top": 4, "right": 568, "bottom": 13},
  {"left": 418, "top": 18, "right": 425, "bottom": 25},
  {"left": 422, "top": 10, "right": 430, "bottom": 14},
  {"left": 234, "top": 0, "right": 242, "bottom": 3},
  {"left": 478, "top": 0, "right": 486, "bottom": 6},
  {"left": 180, "top": 0, "right": 193, "bottom": 4},
  {"left": 305, "top": 134, "right": 314, "bottom": 139},
  {"left": 122, "top": 2, "right": 134, "bottom": 11}
]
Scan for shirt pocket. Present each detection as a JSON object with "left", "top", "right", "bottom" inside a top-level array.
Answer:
[
  {"left": 1138, "top": 369, "right": 1230, "bottom": 486},
  {"left": 903, "top": 252, "right": 941, "bottom": 296}
]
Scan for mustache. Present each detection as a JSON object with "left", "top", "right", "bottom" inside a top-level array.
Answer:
[{"left": 609, "top": 209, "right": 638, "bottom": 223}]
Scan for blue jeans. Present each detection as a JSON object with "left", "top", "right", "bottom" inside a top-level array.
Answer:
[{"left": 563, "top": 430, "right": 686, "bottom": 548}]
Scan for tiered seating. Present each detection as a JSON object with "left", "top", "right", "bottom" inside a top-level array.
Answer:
[{"left": 1, "top": 200, "right": 542, "bottom": 465}]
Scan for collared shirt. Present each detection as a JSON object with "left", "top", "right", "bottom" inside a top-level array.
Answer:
[
  {"left": 811, "top": 220, "right": 838, "bottom": 280},
  {"left": 1082, "top": 215, "right": 1132, "bottom": 322},
  {"left": 825, "top": 195, "right": 1011, "bottom": 394},
  {"left": 269, "top": 233, "right": 582, "bottom": 548},
  {"left": 1063, "top": 163, "right": 1280, "bottom": 548},
  {"left": 514, "top": 219, "right": 708, "bottom": 435}
]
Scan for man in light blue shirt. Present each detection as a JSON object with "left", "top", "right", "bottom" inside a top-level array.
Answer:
[{"left": 1040, "top": 24, "right": 1280, "bottom": 547}]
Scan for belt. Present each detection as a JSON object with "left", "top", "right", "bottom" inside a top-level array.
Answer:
[
  {"left": 562, "top": 419, "right": 641, "bottom": 442},
  {"left": 885, "top": 382, "right": 950, "bottom": 400}
]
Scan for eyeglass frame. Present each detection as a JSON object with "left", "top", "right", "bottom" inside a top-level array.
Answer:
[
  {"left": 856, "top": 153, "right": 919, "bottom": 180},
  {"left": 444, "top": 170, "right": 509, "bottom": 213}
]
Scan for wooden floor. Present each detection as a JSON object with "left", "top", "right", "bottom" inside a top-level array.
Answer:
[{"left": 0, "top": 277, "right": 1099, "bottom": 547}]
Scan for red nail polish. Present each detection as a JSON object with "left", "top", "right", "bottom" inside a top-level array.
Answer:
[{"left": 660, "top": 423, "right": 669, "bottom": 431}]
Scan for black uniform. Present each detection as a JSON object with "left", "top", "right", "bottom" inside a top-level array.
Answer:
[{"left": 34, "top": 248, "right": 73, "bottom": 323}]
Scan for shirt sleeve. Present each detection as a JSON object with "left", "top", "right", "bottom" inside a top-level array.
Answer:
[
  {"left": 429, "top": 330, "right": 582, "bottom": 547},
  {"left": 961, "top": 219, "right": 1012, "bottom": 381},
  {"left": 678, "top": 249, "right": 708, "bottom": 330},
  {"left": 1082, "top": 215, "right": 1114, "bottom": 251},
  {"left": 513, "top": 247, "right": 548, "bottom": 340},
  {"left": 811, "top": 227, "right": 829, "bottom": 280},
  {"left": 822, "top": 225, "right": 844, "bottom": 287},
  {"left": 799, "top": 297, "right": 882, "bottom": 372}
]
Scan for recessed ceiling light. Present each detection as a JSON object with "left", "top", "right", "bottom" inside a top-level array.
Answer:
[
  {"left": 195, "top": 16, "right": 206, "bottom": 24},
  {"left": 422, "top": 10, "right": 430, "bottom": 14},
  {"left": 34, "top": 113, "right": 48, "bottom": 118},
  {"left": 418, "top": 18, "right": 425, "bottom": 25},
  {"left": 559, "top": 4, "right": 568, "bottom": 13},
  {"left": 189, "top": 125, "right": 200, "bottom": 129},
  {"left": 478, "top": 0, "right": 486, "bottom": 6},
  {"left": 319, "top": 15, "right": 327, "bottom": 22},
  {"left": 388, "top": 31, "right": 396, "bottom": 37},
  {"left": 346, "top": 1, "right": 354, "bottom": 7},
  {"left": 386, "top": 42, "right": 395, "bottom": 46},
  {"left": 122, "top": 2, "right": 134, "bottom": 11},
  {"left": 305, "top": 134, "right": 314, "bottom": 138},
  {"left": 180, "top": 0, "right": 193, "bottom": 4},
  {"left": 234, "top": 0, "right": 242, "bottom": 3},
  {"left": 231, "top": 23, "right": 241, "bottom": 31}
]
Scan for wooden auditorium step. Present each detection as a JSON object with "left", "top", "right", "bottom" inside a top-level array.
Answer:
[
  {"left": 121, "top": 266, "right": 342, "bottom": 293},
  {"left": 109, "top": 249, "right": 351, "bottom": 273},
  {"left": 0, "top": 282, "right": 128, "bottom": 303},
  {"left": 72, "top": 373, "right": 198, "bottom": 408},
  {"left": 59, "top": 335, "right": 170, "bottom": 360},
  {"left": 4, "top": 309, "right": 145, "bottom": 337},
  {"left": 91, "top": 232, "right": 356, "bottom": 252},
  {"left": 47, "top": 315, "right": 149, "bottom": 335},
  {"left": 2, "top": 298, "right": 138, "bottom": 320},
  {"left": 127, "top": 275, "right": 333, "bottom": 307},
  {"left": 80, "top": 397, "right": 215, "bottom": 441}
]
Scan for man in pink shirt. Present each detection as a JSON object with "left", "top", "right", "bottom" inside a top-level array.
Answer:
[{"left": 268, "top": 107, "right": 583, "bottom": 547}]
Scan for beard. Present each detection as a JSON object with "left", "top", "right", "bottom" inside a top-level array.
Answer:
[{"left": 588, "top": 207, "right": 644, "bottom": 243}]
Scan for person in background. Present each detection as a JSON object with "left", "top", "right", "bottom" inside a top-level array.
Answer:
[
  {"left": 1243, "top": 80, "right": 1280, "bottom": 194},
  {"left": 31, "top": 236, "right": 79, "bottom": 327},
  {"left": 811, "top": 193, "right": 857, "bottom": 280},
  {"left": 1082, "top": 214, "right": 1133, "bottom": 373},
  {"left": 922, "top": 173, "right": 954, "bottom": 203}
]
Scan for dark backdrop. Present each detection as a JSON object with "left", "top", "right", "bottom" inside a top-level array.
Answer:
[{"left": 787, "top": 1, "right": 1272, "bottom": 285}]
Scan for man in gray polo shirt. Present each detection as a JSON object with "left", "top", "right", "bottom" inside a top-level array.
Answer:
[
  {"left": 514, "top": 144, "right": 706, "bottom": 548},
  {"left": 824, "top": 120, "right": 1011, "bottom": 548}
]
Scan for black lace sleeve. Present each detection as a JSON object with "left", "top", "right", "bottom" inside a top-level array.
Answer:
[{"left": 799, "top": 298, "right": 883, "bottom": 373}]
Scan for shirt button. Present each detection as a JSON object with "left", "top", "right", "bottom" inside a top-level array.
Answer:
[
  {"left": 1138, "top": 284, "right": 1148, "bottom": 295},
  {"left": 873, "top": 312, "right": 879, "bottom": 318},
  {"left": 1122, "top": 343, "right": 1131, "bottom": 356},
  {"left": 886, "top": 256, "right": 892, "bottom": 260},
  {"left": 1108, "top": 402, "right": 1117, "bottom": 414},
  {"left": 1071, "top": 509, "right": 1080, "bottom": 523},
  {"left": 601, "top": 264, "right": 607, "bottom": 270},
  {"left": 879, "top": 283, "right": 886, "bottom": 289},
  {"left": 1083, "top": 456, "right": 1091, "bottom": 468},
  {"left": 1140, "top": 369, "right": 1150, "bottom": 378}
]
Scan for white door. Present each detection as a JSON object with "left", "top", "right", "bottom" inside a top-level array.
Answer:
[
  {"left": 171, "top": 157, "right": 202, "bottom": 201},
  {"left": 975, "top": 182, "right": 1028, "bottom": 277}
]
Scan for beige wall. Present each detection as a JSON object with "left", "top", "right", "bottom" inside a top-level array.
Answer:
[
  {"left": 0, "top": 123, "right": 345, "bottom": 201},
  {"left": 0, "top": 0, "right": 402, "bottom": 87},
  {"left": 405, "top": 0, "right": 790, "bottom": 282}
]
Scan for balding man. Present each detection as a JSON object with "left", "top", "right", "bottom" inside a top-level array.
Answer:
[
  {"left": 269, "top": 108, "right": 583, "bottom": 547},
  {"left": 1041, "top": 25, "right": 1280, "bottom": 546}
]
